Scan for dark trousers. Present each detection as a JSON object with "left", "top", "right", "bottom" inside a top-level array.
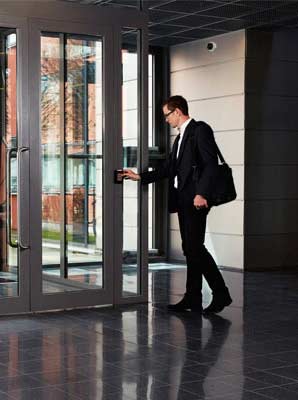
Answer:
[{"left": 177, "top": 195, "right": 226, "bottom": 302}]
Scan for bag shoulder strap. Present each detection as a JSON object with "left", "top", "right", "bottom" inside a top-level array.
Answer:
[{"left": 194, "top": 121, "right": 226, "bottom": 164}]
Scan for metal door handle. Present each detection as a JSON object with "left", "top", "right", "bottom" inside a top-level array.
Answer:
[
  {"left": 114, "top": 169, "right": 124, "bottom": 184},
  {"left": 18, "top": 147, "right": 29, "bottom": 250},
  {"left": 6, "top": 148, "right": 18, "bottom": 248}
]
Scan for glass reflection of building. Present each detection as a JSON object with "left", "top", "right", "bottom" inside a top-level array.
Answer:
[
  {"left": 40, "top": 34, "right": 105, "bottom": 291},
  {"left": 0, "top": 32, "right": 17, "bottom": 283},
  {"left": 1, "top": 32, "right": 153, "bottom": 293},
  {"left": 41, "top": 36, "right": 100, "bottom": 248}
]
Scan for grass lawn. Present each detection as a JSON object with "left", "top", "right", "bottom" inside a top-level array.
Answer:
[{"left": 42, "top": 229, "right": 96, "bottom": 244}]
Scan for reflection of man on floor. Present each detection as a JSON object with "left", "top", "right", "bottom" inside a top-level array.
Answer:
[
  {"left": 177, "top": 314, "right": 231, "bottom": 398},
  {"left": 0, "top": 138, "right": 7, "bottom": 271},
  {"left": 150, "top": 313, "right": 231, "bottom": 399}
]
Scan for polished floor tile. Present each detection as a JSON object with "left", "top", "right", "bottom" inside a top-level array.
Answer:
[
  {"left": 255, "top": 385, "right": 298, "bottom": 400},
  {"left": 211, "top": 391, "right": 271, "bottom": 399},
  {"left": 0, "top": 375, "right": 43, "bottom": 393},
  {"left": 7, "top": 386, "right": 80, "bottom": 400},
  {"left": 54, "top": 379, "right": 124, "bottom": 399},
  {"left": 0, "top": 267, "right": 297, "bottom": 399}
]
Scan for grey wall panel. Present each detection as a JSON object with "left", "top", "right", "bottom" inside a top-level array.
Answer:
[
  {"left": 245, "top": 200, "right": 298, "bottom": 235},
  {"left": 171, "top": 59, "right": 244, "bottom": 101},
  {"left": 246, "top": 30, "right": 298, "bottom": 63},
  {"left": 215, "top": 131, "right": 244, "bottom": 166},
  {"left": 169, "top": 229, "right": 184, "bottom": 261},
  {"left": 189, "top": 95, "right": 244, "bottom": 132},
  {"left": 246, "top": 59, "right": 298, "bottom": 97},
  {"left": 169, "top": 96, "right": 244, "bottom": 133},
  {"left": 246, "top": 95, "right": 298, "bottom": 131},
  {"left": 169, "top": 229, "right": 244, "bottom": 269},
  {"left": 245, "top": 30, "right": 298, "bottom": 271},
  {"left": 171, "top": 30, "right": 245, "bottom": 72},
  {"left": 207, "top": 201, "right": 244, "bottom": 235},
  {"left": 205, "top": 233, "right": 244, "bottom": 269},
  {"left": 170, "top": 214, "right": 179, "bottom": 232},
  {"left": 233, "top": 166, "right": 244, "bottom": 201},
  {"left": 245, "top": 166, "right": 298, "bottom": 200},
  {"left": 245, "top": 234, "right": 298, "bottom": 270},
  {"left": 245, "top": 131, "right": 298, "bottom": 165}
]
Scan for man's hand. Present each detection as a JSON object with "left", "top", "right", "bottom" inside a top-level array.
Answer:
[
  {"left": 122, "top": 169, "right": 141, "bottom": 181},
  {"left": 194, "top": 194, "right": 208, "bottom": 209}
]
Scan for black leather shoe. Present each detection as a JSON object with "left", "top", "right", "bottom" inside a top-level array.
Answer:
[
  {"left": 168, "top": 296, "right": 202, "bottom": 312},
  {"left": 203, "top": 289, "right": 232, "bottom": 314},
  {"left": 167, "top": 297, "right": 191, "bottom": 311}
]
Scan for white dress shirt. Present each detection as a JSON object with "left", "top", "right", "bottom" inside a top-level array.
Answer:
[{"left": 174, "top": 118, "right": 192, "bottom": 188}]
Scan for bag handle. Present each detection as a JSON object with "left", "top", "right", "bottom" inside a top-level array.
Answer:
[
  {"left": 192, "top": 121, "right": 227, "bottom": 165},
  {"left": 214, "top": 142, "right": 226, "bottom": 164}
]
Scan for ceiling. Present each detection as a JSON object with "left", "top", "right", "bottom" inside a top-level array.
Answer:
[{"left": 62, "top": 0, "right": 298, "bottom": 46}]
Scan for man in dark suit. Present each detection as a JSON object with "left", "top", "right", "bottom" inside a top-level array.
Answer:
[{"left": 123, "top": 95, "right": 232, "bottom": 314}]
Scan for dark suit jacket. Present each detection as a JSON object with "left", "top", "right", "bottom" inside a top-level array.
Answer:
[{"left": 140, "top": 119, "right": 218, "bottom": 212}]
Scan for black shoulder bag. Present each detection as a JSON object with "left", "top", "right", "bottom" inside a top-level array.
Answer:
[{"left": 191, "top": 131, "right": 237, "bottom": 206}]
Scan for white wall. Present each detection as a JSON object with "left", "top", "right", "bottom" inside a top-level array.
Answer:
[{"left": 169, "top": 30, "right": 245, "bottom": 269}]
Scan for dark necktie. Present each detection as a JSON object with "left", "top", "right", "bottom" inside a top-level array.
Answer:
[
  {"left": 176, "top": 128, "right": 182, "bottom": 159},
  {"left": 174, "top": 130, "right": 181, "bottom": 188}
]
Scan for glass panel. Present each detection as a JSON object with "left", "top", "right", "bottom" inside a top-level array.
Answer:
[
  {"left": 41, "top": 35, "right": 61, "bottom": 273},
  {"left": 41, "top": 33, "right": 103, "bottom": 293},
  {"left": 65, "top": 36, "right": 103, "bottom": 289},
  {"left": 122, "top": 29, "right": 140, "bottom": 296},
  {"left": 0, "top": 30, "right": 18, "bottom": 297}
]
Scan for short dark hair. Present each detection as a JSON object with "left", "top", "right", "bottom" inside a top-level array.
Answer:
[{"left": 163, "top": 95, "right": 189, "bottom": 116}]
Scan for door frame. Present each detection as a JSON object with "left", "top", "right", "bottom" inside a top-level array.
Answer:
[
  {"left": 0, "top": 1, "right": 148, "bottom": 313},
  {"left": 0, "top": 14, "right": 30, "bottom": 315},
  {"left": 113, "top": 25, "right": 149, "bottom": 305},
  {"left": 29, "top": 18, "right": 116, "bottom": 311}
]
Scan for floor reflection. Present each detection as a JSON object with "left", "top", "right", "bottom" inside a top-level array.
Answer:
[{"left": 0, "top": 267, "right": 297, "bottom": 399}]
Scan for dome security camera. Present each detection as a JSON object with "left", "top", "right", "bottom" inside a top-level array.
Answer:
[{"left": 207, "top": 42, "right": 217, "bottom": 52}]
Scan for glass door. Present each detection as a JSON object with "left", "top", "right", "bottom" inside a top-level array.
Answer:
[
  {"left": 0, "top": 19, "right": 30, "bottom": 315},
  {"left": 29, "top": 20, "right": 115, "bottom": 311},
  {"left": 40, "top": 33, "right": 104, "bottom": 293},
  {"left": 29, "top": 9, "right": 148, "bottom": 311}
]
